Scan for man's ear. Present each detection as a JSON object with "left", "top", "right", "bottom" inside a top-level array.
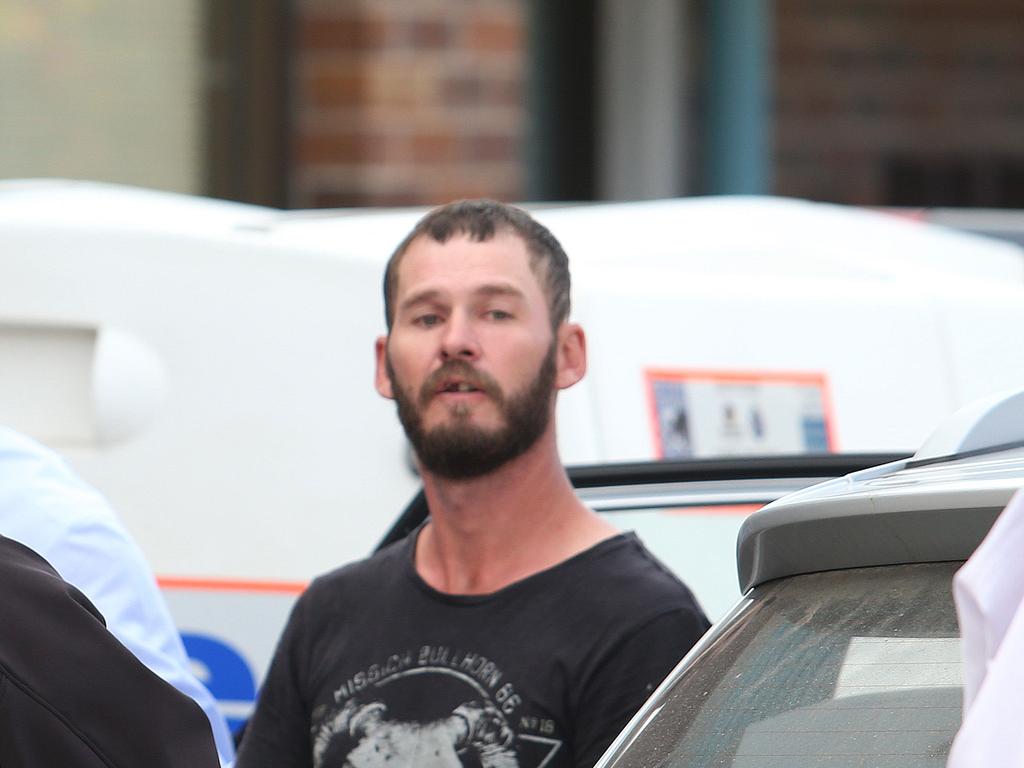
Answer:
[
  {"left": 374, "top": 336, "right": 395, "bottom": 399},
  {"left": 555, "top": 323, "right": 587, "bottom": 390}
]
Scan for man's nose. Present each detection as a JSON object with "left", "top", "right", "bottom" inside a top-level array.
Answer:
[{"left": 440, "top": 311, "right": 480, "bottom": 360}]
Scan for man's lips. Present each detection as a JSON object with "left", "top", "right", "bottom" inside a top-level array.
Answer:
[
  {"left": 419, "top": 362, "right": 501, "bottom": 406},
  {"left": 433, "top": 380, "right": 487, "bottom": 405},
  {"left": 437, "top": 380, "right": 482, "bottom": 394}
]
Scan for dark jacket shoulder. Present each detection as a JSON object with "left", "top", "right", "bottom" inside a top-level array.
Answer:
[{"left": 0, "top": 535, "right": 220, "bottom": 768}]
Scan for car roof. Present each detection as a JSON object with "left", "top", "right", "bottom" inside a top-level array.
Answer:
[
  {"left": 376, "top": 453, "right": 907, "bottom": 552},
  {"left": 738, "top": 388, "right": 1024, "bottom": 592}
]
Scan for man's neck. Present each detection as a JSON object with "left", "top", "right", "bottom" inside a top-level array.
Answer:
[{"left": 414, "top": 437, "right": 618, "bottom": 595}]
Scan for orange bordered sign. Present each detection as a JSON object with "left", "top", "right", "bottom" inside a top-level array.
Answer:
[{"left": 645, "top": 368, "right": 837, "bottom": 459}]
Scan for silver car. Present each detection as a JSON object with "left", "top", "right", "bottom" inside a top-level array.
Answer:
[{"left": 596, "top": 389, "right": 1024, "bottom": 768}]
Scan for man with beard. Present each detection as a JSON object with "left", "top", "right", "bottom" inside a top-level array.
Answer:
[{"left": 236, "top": 200, "right": 710, "bottom": 768}]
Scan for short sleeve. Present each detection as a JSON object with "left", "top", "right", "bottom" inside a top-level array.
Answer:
[
  {"left": 572, "top": 607, "right": 710, "bottom": 768},
  {"left": 235, "top": 588, "right": 317, "bottom": 768}
]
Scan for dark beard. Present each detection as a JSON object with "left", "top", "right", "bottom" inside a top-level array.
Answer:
[{"left": 388, "top": 343, "right": 557, "bottom": 480}]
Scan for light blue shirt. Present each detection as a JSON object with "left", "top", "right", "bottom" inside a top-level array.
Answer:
[{"left": 0, "top": 426, "right": 236, "bottom": 766}]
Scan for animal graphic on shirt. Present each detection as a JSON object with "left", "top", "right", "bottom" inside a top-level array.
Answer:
[{"left": 313, "top": 697, "right": 519, "bottom": 768}]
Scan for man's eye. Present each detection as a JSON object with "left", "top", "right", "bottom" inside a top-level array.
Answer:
[
  {"left": 487, "top": 309, "right": 512, "bottom": 320},
  {"left": 415, "top": 314, "right": 442, "bottom": 327}
]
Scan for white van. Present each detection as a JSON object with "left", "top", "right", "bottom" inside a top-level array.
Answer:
[{"left": 3, "top": 179, "right": 1024, "bottom": 727}]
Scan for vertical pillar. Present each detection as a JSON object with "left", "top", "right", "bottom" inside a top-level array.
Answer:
[
  {"left": 597, "top": 0, "right": 688, "bottom": 200},
  {"left": 526, "top": 0, "right": 596, "bottom": 201},
  {"left": 704, "top": 0, "right": 772, "bottom": 194}
]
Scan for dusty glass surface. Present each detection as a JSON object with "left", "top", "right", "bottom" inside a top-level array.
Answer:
[{"left": 605, "top": 562, "right": 962, "bottom": 768}]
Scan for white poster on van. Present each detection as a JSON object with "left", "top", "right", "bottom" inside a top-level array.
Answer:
[{"left": 646, "top": 369, "right": 835, "bottom": 458}]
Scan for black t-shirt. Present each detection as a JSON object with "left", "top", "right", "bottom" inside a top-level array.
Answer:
[{"left": 237, "top": 530, "right": 710, "bottom": 768}]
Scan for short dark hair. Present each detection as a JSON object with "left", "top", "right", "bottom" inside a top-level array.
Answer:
[{"left": 383, "top": 199, "right": 570, "bottom": 331}]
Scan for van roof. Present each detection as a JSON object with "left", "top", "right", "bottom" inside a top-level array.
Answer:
[
  {"left": 268, "top": 195, "right": 1024, "bottom": 283},
  {"left": 3, "top": 180, "right": 1022, "bottom": 284},
  {"left": 0, "top": 179, "right": 272, "bottom": 236}
]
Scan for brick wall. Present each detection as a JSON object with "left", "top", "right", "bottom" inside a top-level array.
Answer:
[
  {"left": 292, "top": 0, "right": 526, "bottom": 208},
  {"left": 774, "top": 0, "right": 1024, "bottom": 205}
]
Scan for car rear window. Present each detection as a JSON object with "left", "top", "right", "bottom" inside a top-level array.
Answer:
[{"left": 602, "top": 562, "right": 962, "bottom": 768}]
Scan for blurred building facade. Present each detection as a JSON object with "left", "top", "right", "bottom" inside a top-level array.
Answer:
[
  {"left": 286, "top": 0, "right": 527, "bottom": 207},
  {"left": 774, "top": 0, "right": 1024, "bottom": 209},
  {"left": 2, "top": 0, "right": 1022, "bottom": 209}
]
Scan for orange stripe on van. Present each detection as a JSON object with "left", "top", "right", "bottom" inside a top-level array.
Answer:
[{"left": 156, "top": 576, "right": 308, "bottom": 594}]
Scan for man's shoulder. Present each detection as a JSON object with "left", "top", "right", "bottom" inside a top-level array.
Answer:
[
  {"left": 556, "top": 532, "right": 706, "bottom": 620},
  {"left": 302, "top": 535, "right": 412, "bottom": 602},
  {"left": 572, "top": 532, "right": 688, "bottom": 588}
]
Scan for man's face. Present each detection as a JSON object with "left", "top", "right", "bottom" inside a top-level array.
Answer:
[{"left": 376, "top": 232, "right": 565, "bottom": 479}]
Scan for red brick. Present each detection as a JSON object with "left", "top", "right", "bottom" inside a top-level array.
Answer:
[
  {"left": 491, "top": 76, "right": 523, "bottom": 108},
  {"left": 460, "top": 134, "right": 520, "bottom": 163},
  {"left": 296, "top": 134, "right": 358, "bottom": 164},
  {"left": 366, "top": 64, "right": 421, "bottom": 108},
  {"left": 773, "top": 0, "right": 1024, "bottom": 203},
  {"left": 307, "top": 72, "right": 367, "bottom": 108},
  {"left": 411, "top": 132, "right": 457, "bottom": 162},
  {"left": 299, "top": 15, "right": 390, "bottom": 50},
  {"left": 441, "top": 73, "right": 523, "bottom": 108},
  {"left": 441, "top": 74, "right": 482, "bottom": 106},
  {"left": 466, "top": 17, "right": 523, "bottom": 52},
  {"left": 294, "top": 132, "right": 390, "bottom": 165},
  {"left": 430, "top": 173, "right": 523, "bottom": 205},
  {"left": 408, "top": 19, "right": 452, "bottom": 49},
  {"left": 290, "top": 2, "right": 528, "bottom": 207}
]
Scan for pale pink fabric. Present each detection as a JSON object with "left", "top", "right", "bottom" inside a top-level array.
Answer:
[{"left": 948, "top": 489, "right": 1024, "bottom": 768}]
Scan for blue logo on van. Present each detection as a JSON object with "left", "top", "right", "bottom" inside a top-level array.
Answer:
[{"left": 182, "top": 633, "right": 257, "bottom": 733}]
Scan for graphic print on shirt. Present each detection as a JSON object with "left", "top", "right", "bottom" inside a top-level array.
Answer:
[{"left": 310, "top": 645, "right": 563, "bottom": 768}]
